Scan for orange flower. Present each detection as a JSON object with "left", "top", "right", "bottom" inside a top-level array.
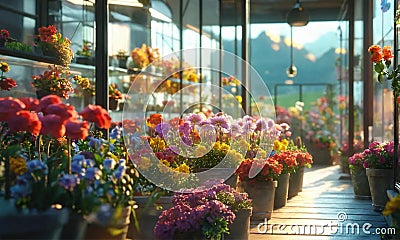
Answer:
[
  {"left": 146, "top": 113, "right": 163, "bottom": 128},
  {"left": 383, "top": 46, "right": 393, "bottom": 61},
  {"left": 368, "top": 45, "right": 384, "bottom": 63}
]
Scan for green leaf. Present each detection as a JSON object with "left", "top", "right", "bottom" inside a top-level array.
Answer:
[
  {"left": 378, "top": 74, "right": 384, "bottom": 83},
  {"left": 375, "top": 62, "right": 385, "bottom": 73}
]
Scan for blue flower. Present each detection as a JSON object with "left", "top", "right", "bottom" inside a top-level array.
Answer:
[
  {"left": 10, "top": 176, "right": 31, "bottom": 198},
  {"left": 85, "top": 167, "right": 101, "bottom": 181},
  {"left": 103, "top": 158, "right": 116, "bottom": 170},
  {"left": 59, "top": 174, "right": 79, "bottom": 190},
  {"left": 381, "top": 0, "right": 391, "bottom": 12},
  {"left": 72, "top": 154, "right": 85, "bottom": 163},
  {"left": 113, "top": 165, "right": 126, "bottom": 180},
  {"left": 26, "top": 159, "right": 48, "bottom": 174}
]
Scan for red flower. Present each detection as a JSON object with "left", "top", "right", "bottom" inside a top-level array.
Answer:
[
  {"left": 19, "top": 97, "right": 40, "bottom": 112},
  {"left": 146, "top": 113, "right": 163, "bottom": 128},
  {"left": 39, "top": 95, "right": 62, "bottom": 112},
  {"left": 79, "top": 104, "right": 112, "bottom": 129},
  {"left": 0, "top": 29, "right": 9, "bottom": 39},
  {"left": 65, "top": 120, "right": 89, "bottom": 140},
  {"left": 0, "top": 78, "right": 17, "bottom": 91},
  {"left": 383, "top": 46, "right": 394, "bottom": 61},
  {"left": 8, "top": 110, "right": 41, "bottom": 136},
  {"left": 45, "top": 103, "right": 78, "bottom": 122},
  {"left": 0, "top": 97, "right": 25, "bottom": 122},
  {"left": 40, "top": 114, "right": 66, "bottom": 138}
]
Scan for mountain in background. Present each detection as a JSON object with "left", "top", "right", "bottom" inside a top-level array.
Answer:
[{"left": 222, "top": 32, "right": 340, "bottom": 95}]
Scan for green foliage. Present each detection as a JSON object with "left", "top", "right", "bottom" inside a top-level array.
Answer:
[
  {"left": 5, "top": 41, "right": 32, "bottom": 53},
  {"left": 202, "top": 217, "right": 230, "bottom": 240}
]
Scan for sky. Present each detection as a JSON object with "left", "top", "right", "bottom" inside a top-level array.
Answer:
[{"left": 251, "top": 21, "right": 341, "bottom": 45}]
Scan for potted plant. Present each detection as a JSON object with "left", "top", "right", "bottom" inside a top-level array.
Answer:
[
  {"left": 128, "top": 44, "right": 160, "bottom": 72},
  {"left": 34, "top": 25, "right": 74, "bottom": 66},
  {"left": 348, "top": 152, "right": 371, "bottom": 199},
  {"left": 31, "top": 65, "right": 74, "bottom": 99},
  {"left": 362, "top": 141, "right": 394, "bottom": 211},
  {"left": 0, "top": 61, "right": 17, "bottom": 91},
  {"left": 0, "top": 95, "right": 112, "bottom": 239},
  {"left": 71, "top": 75, "right": 95, "bottom": 108},
  {"left": 154, "top": 182, "right": 251, "bottom": 240},
  {"left": 235, "top": 157, "right": 282, "bottom": 220},
  {"left": 109, "top": 83, "right": 124, "bottom": 111},
  {"left": 339, "top": 139, "right": 364, "bottom": 174},
  {"left": 75, "top": 40, "right": 94, "bottom": 65}
]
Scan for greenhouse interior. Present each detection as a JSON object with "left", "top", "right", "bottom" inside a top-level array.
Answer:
[{"left": 1, "top": 0, "right": 400, "bottom": 239}]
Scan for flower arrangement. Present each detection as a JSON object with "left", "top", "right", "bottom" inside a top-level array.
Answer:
[
  {"left": 361, "top": 141, "right": 394, "bottom": 169},
  {"left": 0, "top": 95, "right": 112, "bottom": 214},
  {"left": 154, "top": 182, "right": 251, "bottom": 239},
  {"left": 35, "top": 25, "right": 74, "bottom": 66},
  {"left": 130, "top": 44, "right": 160, "bottom": 69},
  {"left": 0, "top": 61, "right": 17, "bottom": 91},
  {"left": 31, "top": 65, "right": 74, "bottom": 99}
]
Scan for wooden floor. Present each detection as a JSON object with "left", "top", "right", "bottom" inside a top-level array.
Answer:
[{"left": 249, "top": 165, "right": 390, "bottom": 240}]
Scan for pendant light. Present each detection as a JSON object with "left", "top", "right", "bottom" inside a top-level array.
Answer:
[
  {"left": 287, "top": 0, "right": 309, "bottom": 27},
  {"left": 286, "top": 26, "right": 297, "bottom": 78}
]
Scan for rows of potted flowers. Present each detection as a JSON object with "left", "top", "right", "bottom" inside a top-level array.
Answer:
[
  {"left": 124, "top": 112, "right": 313, "bottom": 239},
  {"left": 0, "top": 94, "right": 140, "bottom": 239}
]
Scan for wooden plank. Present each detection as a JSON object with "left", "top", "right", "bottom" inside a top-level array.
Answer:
[
  {"left": 270, "top": 213, "right": 386, "bottom": 221},
  {"left": 273, "top": 207, "right": 381, "bottom": 215}
]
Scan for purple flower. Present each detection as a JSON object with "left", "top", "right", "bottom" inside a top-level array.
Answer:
[
  {"left": 155, "top": 122, "right": 171, "bottom": 138},
  {"left": 185, "top": 113, "right": 204, "bottom": 125},
  {"left": 255, "top": 118, "right": 267, "bottom": 131},
  {"left": 179, "top": 121, "right": 192, "bottom": 137},
  {"left": 209, "top": 116, "right": 230, "bottom": 130}
]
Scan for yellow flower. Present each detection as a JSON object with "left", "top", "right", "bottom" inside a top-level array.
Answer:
[
  {"left": 383, "top": 195, "right": 400, "bottom": 216},
  {"left": 194, "top": 145, "right": 208, "bottom": 158},
  {"left": 258, "top": 150, "right": 267, "bottom": 158},
  {"left": 273, "top": 140, "right": 282, "bottom": 151},
  {"left": 10, "top": 157, "right": 27, "bottom": 175},
  {"left": 149, "top": 138, "right": 166, "bottom": 151},
  {"left": 0, "top": 62, "right": 10, "bottom": 72},
  {"left": 220, "top": 142, "right": 230, "bottom": 152},
  {"left": 281, "top": 139, "right": 289, "bottom": 147},
  {"left": 213, "top": 141, "right": 221, "bottom": 150},
  {"left": 175, "top": 163, "right": 190, "bottom": 173},
  {"left": 235, "top": 96, "right": 242, "bottom": 104},
  {"left": 161, "top": 159, "right": 170, "bottom": 167}
]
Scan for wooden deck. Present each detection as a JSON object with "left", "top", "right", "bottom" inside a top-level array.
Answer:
[{"left": 249, "top": 165, "right": 391, "bottom": 240}]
